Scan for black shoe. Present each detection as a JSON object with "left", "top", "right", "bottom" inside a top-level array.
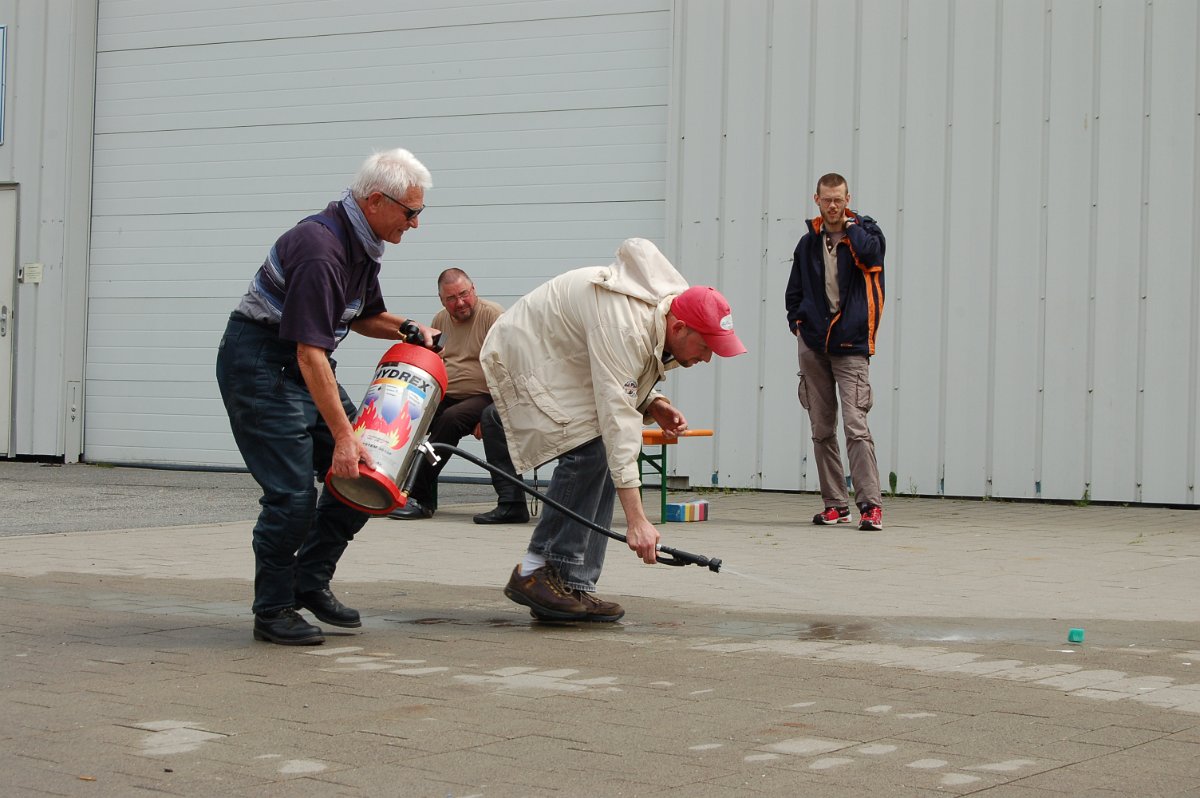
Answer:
[
  {"left": 253, "top": 609, "right": 325, "bottom": 645},
  {"left": 473, "top": 503, "right": 530, "bottom": 525},
  {"left": 295, "top": 588, "right": 362, "bottom": 628},
  {"left": 389, "top": 498, "right": 434, "bottom": 520}
]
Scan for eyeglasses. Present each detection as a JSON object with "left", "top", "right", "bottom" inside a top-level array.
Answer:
[
  {"left": 440, "top": 288, "right": 475, "bottom": 304},
  {"left": 379, "top": 191, "right": 424, "bottom": 220}
]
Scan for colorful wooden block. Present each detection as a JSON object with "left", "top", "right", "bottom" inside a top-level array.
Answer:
[{"left": 665, "top": 500, "right": 709, "bottom": 522}]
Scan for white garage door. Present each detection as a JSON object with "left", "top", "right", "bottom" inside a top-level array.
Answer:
[{"left": 86, "top": 0, "right": 671, "bottom": 472}]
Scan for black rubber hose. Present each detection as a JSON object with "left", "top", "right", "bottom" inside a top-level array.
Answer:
[{"left": 422, "top": 442, "right": 721, "bottom": 572}]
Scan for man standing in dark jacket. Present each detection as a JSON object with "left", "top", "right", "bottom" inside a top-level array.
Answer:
[
  {"left": 216, "top": 149, "right": 438, "bottom": 645},
  {"left": 785, "top": 173, "right": 886, "bottom": 531}
]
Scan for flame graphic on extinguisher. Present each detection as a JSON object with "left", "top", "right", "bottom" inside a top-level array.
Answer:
[{"left": 354, "top": 386, "right": 414, "bottom": 450}]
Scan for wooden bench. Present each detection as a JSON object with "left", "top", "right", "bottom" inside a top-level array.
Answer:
[{"left": 638, "top": 429, "right": 714, "bottom": 522}]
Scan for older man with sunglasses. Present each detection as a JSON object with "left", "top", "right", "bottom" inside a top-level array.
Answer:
[{"left": 216, "top": 148, "right": 438, "bottom": 646}]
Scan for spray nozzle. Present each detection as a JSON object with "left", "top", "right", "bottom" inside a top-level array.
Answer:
[{"left": 655, "top": 544, "right": 722, "bottom": 572}]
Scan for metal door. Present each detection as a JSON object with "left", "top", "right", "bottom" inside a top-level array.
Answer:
[{"left": 0, "top": 187, "right": 14, "bottom": 456}]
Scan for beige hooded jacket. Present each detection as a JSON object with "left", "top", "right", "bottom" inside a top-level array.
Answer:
[{"left": 479, "top": 238, "right": 689, "bottom": 488}]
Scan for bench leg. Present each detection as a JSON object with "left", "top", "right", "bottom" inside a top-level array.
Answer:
[
  {"left": 637, "top": 445, "right": 670, "bottom": 523},
  {"left": 659, "top": 444, "right": 668, "bottom": 523}
]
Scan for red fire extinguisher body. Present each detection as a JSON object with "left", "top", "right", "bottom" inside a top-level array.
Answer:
[{"left": 325, "top": 342, "right": 448, "bottom": 514}]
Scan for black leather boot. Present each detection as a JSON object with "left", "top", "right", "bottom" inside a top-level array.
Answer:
[
  {"left": 473, "top": 502, "right": 530, "bottom": 525},
  {"left": 295, "top": 588, "right": 362, "bottom": 628},
  {"left": 253, "top": 609, "right": 325, "bottom": 645}
]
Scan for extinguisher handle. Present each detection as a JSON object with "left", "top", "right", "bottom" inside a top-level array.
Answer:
[{"left": 399, "top": 320, "right": 443, "bottom": 354}]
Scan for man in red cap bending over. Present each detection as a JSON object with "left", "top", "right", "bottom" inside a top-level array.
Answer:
[{"left": 478, "top": 238, "right": 747, "bottom": 623}]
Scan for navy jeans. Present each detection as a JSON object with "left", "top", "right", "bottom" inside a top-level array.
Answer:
[
  {"left": 481, "top": 406, "right": 614, "bottom": 591},
  {"left": 215, "top": 314, "right": 369, "bottom": 615}
]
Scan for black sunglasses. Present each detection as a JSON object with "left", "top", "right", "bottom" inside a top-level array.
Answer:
[{"left": 379, "top": 191, "right": 424, "bottom": 220}]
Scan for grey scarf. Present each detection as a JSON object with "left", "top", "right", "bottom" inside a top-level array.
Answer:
[{"left": 340, "top": 189, "right": 385, "bottom": 263}]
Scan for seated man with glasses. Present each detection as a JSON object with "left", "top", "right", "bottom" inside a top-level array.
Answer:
[{"left": 389, "top": 269, "right": 529, "bottom": 524}]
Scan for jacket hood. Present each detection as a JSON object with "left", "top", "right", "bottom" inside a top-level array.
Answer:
[{"left": 590, "top": 238, "right": 690, "bottom": 305}]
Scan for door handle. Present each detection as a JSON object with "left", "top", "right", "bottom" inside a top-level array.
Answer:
[{"left": 1, "top": 304, "right": 6, "bottom": 337}]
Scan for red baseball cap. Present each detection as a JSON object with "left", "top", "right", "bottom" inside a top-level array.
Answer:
[{"left": 670, "top": 286, "right": 747, "bottom": 358}]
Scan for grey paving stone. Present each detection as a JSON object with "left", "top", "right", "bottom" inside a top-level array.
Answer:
[{"left": 2, "top": 465, "right": 1199, "bottom": 795}]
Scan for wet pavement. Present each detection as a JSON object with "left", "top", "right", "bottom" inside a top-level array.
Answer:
[{"left": 1, "top": 461, "right": 1198, "bottom": 795}]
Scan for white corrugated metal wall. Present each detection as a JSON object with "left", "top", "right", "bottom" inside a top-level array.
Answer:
[
  {"left": 87, "top": 0, "right": 672, "bottom": 476},
  {"left": 667, "top": 0, "right": 1198, "bottom": 505},
  {"left": 81, "top": 0, "right": 1198, "bottom": 505}
]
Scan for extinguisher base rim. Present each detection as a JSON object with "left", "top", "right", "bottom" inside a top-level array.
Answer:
[{"left": 325, "top": 465, "right": 402, "bottom": 515}]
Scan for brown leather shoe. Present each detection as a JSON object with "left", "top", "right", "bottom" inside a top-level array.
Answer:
[
  {"left": 529, "top": 590, "right": 625, "bottom": 623},
  {"left": 573, "top": 591, "right": 625, "bottom": 622},
  {"left": 503, "top": 565, "right": 586, "bottom": 620}
]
